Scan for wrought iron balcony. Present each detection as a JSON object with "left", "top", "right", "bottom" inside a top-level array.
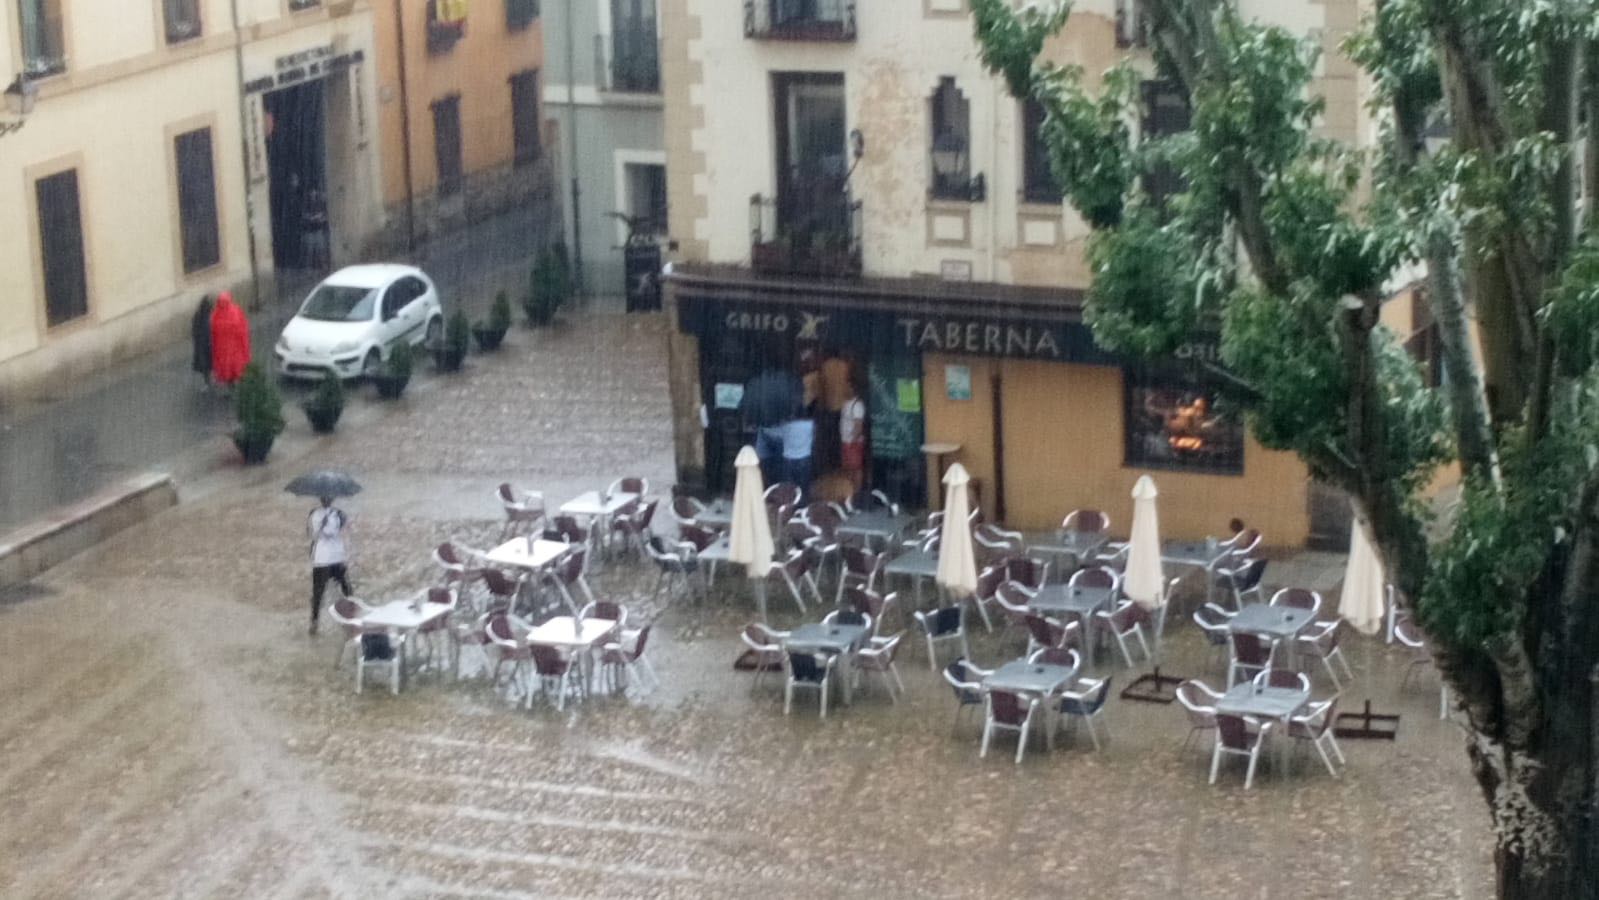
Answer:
[
  {"left": 749, "top": 193, "right": 862, "bottom": 278},
  {"left": 744, "top": 0, "right": 856, "bottom": 42}
]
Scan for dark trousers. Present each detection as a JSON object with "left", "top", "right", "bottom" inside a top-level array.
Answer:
[{"left": 311, "top": 563, "right": 352, "bottom": 622}]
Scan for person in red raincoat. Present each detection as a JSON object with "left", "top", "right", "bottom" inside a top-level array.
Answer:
[{"left": 210, "top": 291, "right": 251, "bottom": 386}]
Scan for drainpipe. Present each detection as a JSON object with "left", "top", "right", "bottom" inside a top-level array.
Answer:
[
  {"left": 393, "top": 0, "right": 417, "bottom": 252},
  {"left": 565, "top": 0, "right": 585, "bottom": 295},
  {"left": 228, "top": 0, "right": 264, "bottom": 310},
  {"left": 986, "top": 77, "right": 1000, "bottom": 283}
]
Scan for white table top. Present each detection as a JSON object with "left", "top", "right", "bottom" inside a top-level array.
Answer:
[
  {"left": 484, "top": 537, "right": 571, "bottom": 570},
  {"left": 526, "top": 616, "right": 618, "bottom": 649},
  {"left": 560, "top": 490, "right": 639, "bottom": 517},
  {"left": 363, "top": 600, "right": 453, "bottom": 631}
]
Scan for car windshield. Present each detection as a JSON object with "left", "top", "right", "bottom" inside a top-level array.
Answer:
[{"left": 300, "top": 284, "right": 377, "bottom": 322}]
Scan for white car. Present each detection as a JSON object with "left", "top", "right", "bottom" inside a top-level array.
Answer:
[{"left": 274, "top": 264, "right": 444, "bottom": 380}]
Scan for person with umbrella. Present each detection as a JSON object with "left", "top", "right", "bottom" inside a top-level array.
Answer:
[{"left": 287, "top": 471, "right": 362, "bottom": 635}]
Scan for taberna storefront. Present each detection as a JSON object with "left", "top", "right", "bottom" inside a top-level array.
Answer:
[{"left": 664, "top": 268, "right": 1315, "bottom": 545}]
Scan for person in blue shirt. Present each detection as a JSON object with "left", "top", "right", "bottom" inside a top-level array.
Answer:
[{"left": 782, "top": 416, "right": 815, "bottom": 494}]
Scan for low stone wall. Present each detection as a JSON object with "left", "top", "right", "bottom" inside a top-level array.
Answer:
[{"left": 0, "top": 472, "right": 178, "bottom": 586}]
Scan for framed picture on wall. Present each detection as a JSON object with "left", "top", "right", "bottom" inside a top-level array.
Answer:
[{"left": 945, "top": 364, "right": 972, "bottom": 401}]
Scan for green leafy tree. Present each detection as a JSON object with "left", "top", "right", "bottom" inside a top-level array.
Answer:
[{"left": 972, "top": 0, "right": 1599, "bottom": 892}]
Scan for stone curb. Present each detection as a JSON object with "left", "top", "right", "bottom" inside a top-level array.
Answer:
[{"left": 0, "top": 472, "right": 179, "bottom": 587}]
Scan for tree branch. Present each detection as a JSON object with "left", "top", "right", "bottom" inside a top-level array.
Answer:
[{"left": 1528, "top": 36, "right": 1586, "bottom": 441}]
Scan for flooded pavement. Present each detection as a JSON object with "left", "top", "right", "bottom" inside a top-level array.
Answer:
[{"left": 0, "top": 311, "right": 1492, "bottom": 898}]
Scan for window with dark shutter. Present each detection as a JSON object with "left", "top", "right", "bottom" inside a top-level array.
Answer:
[
  {"left": 1021, "top": 97, "right": 1062, "bottom": 204},
  {"left": 930, "top": 77, "right": 980, "bottom": 201},
  {"left": 510, "top": 70, "right": 542, "bottom": 165},
  {"left": 175, "top": 127, "right": 221, "bottom": 273},
  {"left": 610, "top": 0, "right": 659, "bottom": 93},
  {"left": 163, "top": 0, "right": 202, "bottom": 43},
  {"left": 35, "top": 169, "right": 88, "bottom": 327},
  {"left": 1141, "top": 79, "right": 1191, "bottom": 211},
  {"left": 18, "top": 0, "right": 66, "bottom": 75},
  {"left": 432, "top": 96, "right": 464, "bottom": 195}
]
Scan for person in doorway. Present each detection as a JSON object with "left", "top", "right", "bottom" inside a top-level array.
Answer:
[
  {"left": 839, "top": 375, "right": 867, "bottom": 494},
  {"left": 782, "top": 414, "right": 815, "bottom": 495},
  {"left": 741, "top": 346, "right": 803, "bottom": 486},
  {"left": 302, "top": 188, "right": 330, "bottom": 270},
  {"left": 209, "top": 291, "right": 251, "bottom": 388},
  {"left": 190, "top": 295, "right": 214, "bottom": 389},
  {"left": 307, "top": 495, "right": 353, "bottom": 635}
]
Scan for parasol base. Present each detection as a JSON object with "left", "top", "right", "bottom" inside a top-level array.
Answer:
[
  {"left": 1120, "top": 667, "right": 1184, "bottom": 704},
  {"left": 1333, "top": 699, "right": 1400, "bottom": 740}
]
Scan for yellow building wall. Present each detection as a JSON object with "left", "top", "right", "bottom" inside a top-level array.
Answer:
[
  {"left": 923, "top": 354, "right": 1312, "bottom": 546},
  {"left": 370, "top": 0, "right": 545, "bottom": 205}
]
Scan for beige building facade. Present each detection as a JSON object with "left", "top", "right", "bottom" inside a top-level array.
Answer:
[
  {"left": 0, "top": 0, "right": 382, "bottom": 404},
  {"left": 661, "top": 0, "right": 1369, "bottom": 545}
]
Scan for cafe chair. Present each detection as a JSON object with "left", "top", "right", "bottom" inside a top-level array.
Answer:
[
  {"left": 854, "top": 632, "right": 906, "bottom": 703},
  {"left": 981, "top": 689, "right": 1043, "bottom": 765},
  {"left": 1176, "top": 680, "right": 1223, "bottom": 757},
  {"left": 1288, "top": 699, "right": 1345, "bottom": 778},
  {"left": 1095, "top": 600, "right": 1152, "bottom": 668},
  {"left": 741, "top": 623, "right": 790, "bottom": 692},
  {"left": 943, "top": 657, "right": 992, "bottom": 734},
  {"left": 600, "top": 624, "right": 657, "bottom": 696},
  {"left": 1253, "top": 668, "right": 1311, "bottom": 696},
  {"left": 1226, "top": 631, "right": 1276, "bottom": 689},
  {"left": 1269, "top": 587, "right": 1322, "bottom": 618},
  {"left": 1210, "top": 713, "right": 1273, "bottom": 790},
  {"left": 1061, "top": 509, "right": 1110, "bottom": 534},
  {"left": 607, "top": 476, "right": 650, "bottom": 500},
  {"left": 1056, "top": 675, "right": 1113, "bottom": 751},
  {"left": 913, "top": 605, "right": 970, "bottom": 671},
  {"left": 1214, "top": 557, "right": 1268, "bottom": 610},
  {"left": 1297, "top": 619, "right": 1354, "bottom": 691},
  {"left": 784, "top": 650, "right": 838, "bottom": 719},
  {"left": 496, "top": 483, "right": 546, "bottom": 541}
]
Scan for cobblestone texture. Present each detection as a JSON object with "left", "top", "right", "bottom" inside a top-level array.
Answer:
[{"left": 0, "top": 311, "right": 1493, "bottom": 898}]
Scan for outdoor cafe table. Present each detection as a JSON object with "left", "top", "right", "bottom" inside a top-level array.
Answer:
[
  {"left": 1215, "top": 682, "right": 1312, "bottom": 777},
  {"left": 1161, "top": 539, "right": 1234, "bottom": 605},
  {"left": 526, "top": 616, "right": 620, "bottom": 697},
  {"left": 785, "top": 622, "right": 871, "bottom": 705},
  {"left": 836, "top": 510, "right": 916, "bottom": 550},
  {"left": 1227, "top": 603, "right": 1316, "bottom": 668},
  {"left": 884, "top": 546, "right": 940, "bottom": 607},
  {"left": 1027, "top": 584, "right": 1116, "bottom": 666},
  {"left": 560, "top": 490, "right": 640, "bottom": 556},
  {"left": 985, "top": 659, "right": 1080, "bottom": 745},
  {"left": 696, "top": 498, "right": 734, "bottom": 531},
  {"left": 1022, "top": 530, "right": 1111, "bottom": 577},
  {"left": 484, "top": 537, "right": 571, "bottom": 572},
  {"left": 362, "top": 599, "right": 454, "bottom": 689}
]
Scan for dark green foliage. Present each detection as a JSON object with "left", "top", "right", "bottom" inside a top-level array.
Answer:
[
  {"left": 436, "top": 309, "right": 470, "bottom": 372},
  {"left": 524, "top": 246, "right": 571, "bottom": 327},
  {"left": 303, "top": 370, "right": 344, "bottom": 433},
  {"left": 490, "top": 290, "right": 513, "bottom": 332},
  {"left": 233, "top": 362, "right": 284, "bottom": 462}
]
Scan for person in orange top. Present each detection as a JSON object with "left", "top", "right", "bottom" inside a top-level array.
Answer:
[{"left": 209, "top": 291, "right": 251, "bottom": 387}]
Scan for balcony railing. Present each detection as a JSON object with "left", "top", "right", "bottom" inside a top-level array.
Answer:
[
  {"left": 595, "top": 31, "right": 660, "bottom": 93},
  {"left": 427, "top": 0, "right": 467, "bottom": 54},
  {"left": 749, "top": 193, "right": 862, "bottom": 278},
  {"left": 744, "top": 0, "right": 856, "bottom": 41}
]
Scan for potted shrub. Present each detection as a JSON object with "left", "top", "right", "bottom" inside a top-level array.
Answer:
[
  {"left": 523, "top": 245, "right": 571, "bottom": 328},
  {"left": 435, "top": 309, "right": 470, "bottom": 372},
  {"left": 302, "top": 370, "right": 345, "bottom": 434},
  {"left": 232, "top": 362, "right": 285, "bottom": 464},
  {"left": 473, "top": 291, "right": 512, "bottom": 351},
  {"left": 374, "top": 341, "right": 412, "bottom": 399}
]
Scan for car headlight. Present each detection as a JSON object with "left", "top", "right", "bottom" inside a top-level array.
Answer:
[
  {"left": 275, "top": 337, "right": 289, "bottom": 353},
  {"left": 330, "top": 341, "right": 360, "bottom": 354}
]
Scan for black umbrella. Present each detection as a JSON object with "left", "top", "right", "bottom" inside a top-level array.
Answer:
[{"left": 285, "top": 470, "right": 363, "bottom": 498}]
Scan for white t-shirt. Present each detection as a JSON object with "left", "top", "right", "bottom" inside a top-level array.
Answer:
[
  {"left": 840, "top": 397, "right": 865, "bottom": 444},
  {"left": 308, "top": 507, "right": 349, "bottom": 567}
]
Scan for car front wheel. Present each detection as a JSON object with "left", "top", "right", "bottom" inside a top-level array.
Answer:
[{"left": 424, "top": 315, "right": 443, "bottom": 350}]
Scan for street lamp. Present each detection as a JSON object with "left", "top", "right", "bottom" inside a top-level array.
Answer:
[{"left": 931, "top": 130, "right": 966, "bottom": 185}]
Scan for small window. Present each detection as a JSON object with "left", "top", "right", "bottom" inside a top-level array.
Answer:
[
  {"left": 624, "top": 163, "right": 667, "bottom": 234},
  {"left": 1141, "top": 80, "right": 1191, "bottom": 210},
  {"left": 17, "top": 0, "right": 67, "bottom": 76},
  {"left": 1021, "top": 97, "right": 1061, "bottom": 204},
  {"left": 36, "top": 169, "right": 89, "bottom": 327},
  {"left": 163, "top": 0, "right": 202, "bottom": 43},
  {"left": 287, "top": 0, "right": 321, "bottom": 10},
  {"left": 401, "top": 276, "right": 429, "bottom": 304},
  {"left": 174, "top": 127, "right": 221, "bottom": 273},
  {"left": 381, "top": 284, "right": 406, "bottom": 320},
  {"left": 509, "top": 70, "right": 542, "bottom": 165},
  {"left": 1125, "top": 375, "right": 1244, "bottom": 475},
  {"left": 431, "top": 95, "right": 463, "bottom": 196},
  {"left": 930, "top": 77, "right": 981, "bottom": 201},
  {"left": 610, "top": 0, "right": 660, "bottom": 93}
]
